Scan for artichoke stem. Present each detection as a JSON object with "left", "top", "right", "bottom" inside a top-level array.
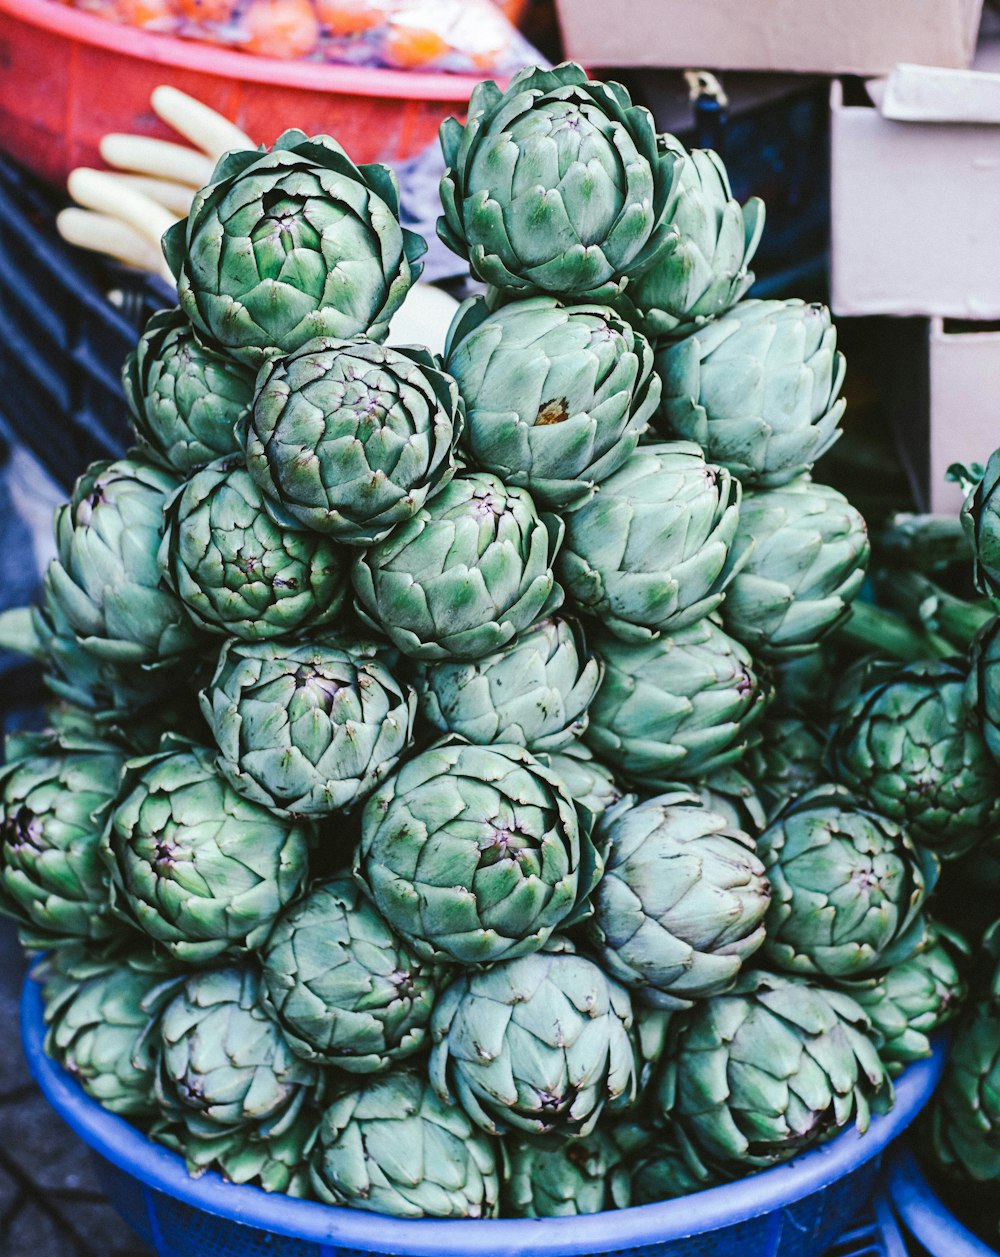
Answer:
[
  {"left": 880, "top": 568, "right": 994, "bottom": 652},
  {"left": 876, "top": 513, "right": 972, "bottom": 573},
  {"left": 836, "top": 599, "right": 952, "bottom": 662}
]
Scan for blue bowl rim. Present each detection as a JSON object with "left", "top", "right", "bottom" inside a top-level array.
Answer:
[
  {"left": 887, "top": 1144, "right": 998, "bottom": 1257},
  {"left": 21, "top": 975, "right": 945, "bottom": 1257}
]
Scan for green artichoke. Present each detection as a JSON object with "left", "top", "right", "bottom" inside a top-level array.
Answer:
[
  {"left": 557, "top": 442, "right": 742, "bottom": 639},
  {"left": 533, "top": 744, "right": 627, "bottom": 818},
  {"left": 587, "top": 791, "right": 770, "bottom": 1007},
  {"left": 757, "top": 786, "right": 937, "bottom": 980},
  {"left": 630, "top": 1127, "right": 729, "bottom": 1204},
  {"left": 123, "top": 307, "right": 255, "bottom": 473},
  {"left": 159, "top": 457, "right": 349, "bottom": 641},
  {"left": 504, "top": 1131, "right": 630, "bottom": 1216},
  {"left": 162, "top": 130, "right": 425, "bottom": 366},
  {"left": 584, "top": 618, "right": 767, "bottom": 787},
  {"left": 311, "top": 1070, "right": 500, "bottom": 1218},
  {"left": 966, "top": 614, "right": 1000, "bottom": 763},
  {"left": 352, "top": 470, "right": 563, "bottom": 661},
  {"left": 41, "top": 945, "right": 180, "bottom": 1117},
  {"left": 429, "top": 945, "right": 636, "bottom": 1136},
  {"left": 355, "top": 742, "right": 596, "bottom": 965},
  {"left": 261, "top": 878, "right": 438, "bottom": 1072},
  {"left": 621, "top": 134, "right": 765, "bottom": 340},
  {"left": 828, "top": 659, "right": 1000, "bottom": 858},
  {"left": 931, "top": 996, "right": 1000, "bottom": 1181},
  {"left": 0, "top": 734, "right": 127, "bottom": 947},
  {"left": 746, "top": 715, "right": 827, "bottom": 820},
  {"left": 438, "top": 63, "right": 679, "bottom": 302},
  {"left": 412, "top": 617, "right": 601, "bottom": 752},
  {"left": 839, "top": 922, "right": 967, "bottom": 1076},
  {"left": 246, "top": 338, "right": 462, "bottom": 545},
  {"left": 44, "top": 457, "right": 204, "bottom": 668},
  {"left": 104, "top": 743, "right": 310, "bottom": 963},
  {"left": 657, "top": 299, "right": 845, "bottom": 487},
  {"left": 156, "top": 967, "right": 318, "bottom": 1142},
  {"left": 443, "top": 296, "right": 659, "bottom": 509},
  {"left": 201, "top": 636, "right": 415, "bottom": 817},
  {"left": 957, "top": 450, "right": 1000, "bottom": 601},
  {"left": 721, "top": 478, "right": 869, "bottom": 660},
  {"left": 657, "top": 970, "right": 891, "bottom": 1168},
  {"left": 682, "top": 768, "right": 768, "bottom": 837}
]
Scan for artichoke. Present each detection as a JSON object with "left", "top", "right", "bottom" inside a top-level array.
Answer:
[
  {"left": 721, "top": 479, "right": 869, "bottom": 660},
  {"left": 585, "top": 618, "right": 767, "bottom": 787},
  {"left": 657, "top": 299, "right": 845, "bottom": 487},
  {"left": 41, "top": 945, "right": 180, "bottom": 1117},
  {"left": 757, "top": 786, "right": 937, "bottom": 980},
  {"left": 621, "top": 134, "right": 765, "bottom": 340},
  {"left": 683, "top": 768, "right": 768, "bottom": 838},
  {"left": 443, "top": 296, "right": 659, "bottom": 510},
  {"left": 0, "top": 734, "right": 127, "bottom": 947},
  {"left": 587, "top": 792, "right": 770, "bottom": 1007},
  {"left": 261, "top": 878, "right": 438, "bottom": 1072},
  {"left": 156, "top": 967, "right": 318, "bottom": 1141},
  {"left": 557, "top": 442, "right": 742, "bottom": 639},
  {"left": 438, "top": 63, "right": 679, "bottom": 302},
  {"left": 534, "top": 744, "right": 627, "bottom": 818},
  {"left": 957, "top": 450, "right": 1000, "bottom": 601},
  {"left": 429, "top": 945, "right": 636, "bottom": 1137},
  {"left": 657, "top": 970, "right": 891, "bottom": 1168},
  {"left": 631, "top": 1127, "right": 730, "bottom": 1204},
  {"left": 160, "top": 457, "right": 349, "bottom": 641},
  {"left": 839, "top": 923, "right": 967, "bottom": 1075},
  {"left": 966, "top": 614, "right": 1000, "bottom": 763},
  {"left": 746, "top": 715, "right": 827, "bottom": 820},
  {"left": 931, "top": 995, "right": 1000, "bottom": 1181},
  {"left": 246, "top": 338, "right": 462, "bottom": 545},
  {"left": 504, "top": 1131, "right": 630, "bottom": 1217},
  {"left": 104, "top": 743, "right": 310, "bottom": 963},
  {"left": 829, "top": 659, "right": 1000, "bottom": 858},
  {"left": 123, "top": 307, "right": 255, "bottom": 473},
  {"left": 201, "top": 636, "right": 415, "bottom": 817},
  {"left": 412, "top": 617, "right": 601, "bottom": 752},
  {"left": 44, "top": 457, "right": 204, "bottom": 668},
  {"left": 352, "top": 470, "right": 563, "bottom": 661},
  {"left": 310, "top": 1070, "right": 500, "bottom": 1218},
  {"left": 162, "top": 130, "right": 425, "bottom": 366},
  {"left": 355, "top": 742, "right": 596, "bottom": 965}
]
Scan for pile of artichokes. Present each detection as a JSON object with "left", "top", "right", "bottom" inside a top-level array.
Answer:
[{"left": 0, "top": 62, "right": 986, "bottom": 1224}]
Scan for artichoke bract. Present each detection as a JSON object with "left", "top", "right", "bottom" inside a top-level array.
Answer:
[
  {"left": 201, "top": 637, "right": 416, "bottom": 817},
  {"left": 587, "top": 792, "right": 770, "bottom": 1007},
  {"left": 429, "top": 946, "right": 636, "bottom": 1137},
  {"left": 658, "top": 970, "right": 891, "bottom": 1168},
  {"left": 621, "top": 135, "right": 765, "bottom": 341},
  {"left": 829, "top": 659, "right": 1000, "bottom": 858},
  {"left": 246, "top": 338, "right": 463, "bottom": 545},
  {"left": 504, "top": 1131, "right": 630, "bottom": 1217},
  {"left": 557, "top": 442, "right": 742, "bottom": 640},
  {"left": 160, "top": 457, "right": 349, "bottom": 641},
  {"left": 631, "top": 1130, "right": 728, "bottom": 1205},
  {"left": 758, "top": 786, "right": 937, "bottom": 980},
  {"left": 123, "top": 307, "right": 255, "bottom": 473},
  {"left": 162, "top": 130, "right": 425, "bottom": 366},
  {"left": 958, "top": 450, "right": 1000, "bottom": 601},
  {"left": 438, "top": 63, "right": 679, "bottom": 302},
  {"left": 657, "top": 299, "right": 845, "bottom": 487},
  {"left": 41, "top": 946, "right": 180, "bottom": 1117},
  {"left": 840, "top": 923, "right": 967, "bottom": 1075},
  {"left": 156, "top": 967, "right": 318, "bottom": 1139},
  {"left": 310, "top": 1070, "right": 500, "bottom": 1218},
  {"left": 931, "top": 994, "right": 1000, "bottom": 1182},
  {"left": 0, "top": 735, "right": 127, "bottom": 947},
  {"left": 746, "top": 715, "right": 827, "bottom": 820},
  {"left": 585, "top": 618, "right": 767, "bottom": 787},
  {"left": 534, "top": 744, "right": 627, "bottom": 818},
  {"left": 261, "top": 878, "right": 437, "bottom": 1072},
  {"left": 721, "top": 478, "right": 869, "bottom": 660},
  {"left": 104, "top": 743, "right": 310, "bottom": 963},
  {"left": 45, "top": 457, "right": 204, "bottom": 668},
  {"left": 443, "top": 296, "right": 659, "bottom": 510},
  {"left": 683, "top": 768, "right": 768, "bottom": 838},
  {"left": 412, "top": 617, "right": 601, "bottom": 752},
  {"left": 355, "top": 742, "right": 595, "bottom": 965},
  {"left": 352, "top": 470, "right": 563, "bottom": 661},
  {"left": 966, "top": 615, "right": 1000, "bottom": 763}
]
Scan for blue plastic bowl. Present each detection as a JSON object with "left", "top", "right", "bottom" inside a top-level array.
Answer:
[
  {"left": 887, "top": 1146, "right": 998, "bottom": 1257},
  {"left": 21, "top": 977, "right": 945, "bottom": 1257}
]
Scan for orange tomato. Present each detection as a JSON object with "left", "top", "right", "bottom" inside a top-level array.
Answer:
[
  {"left": 313, "top": 0, "right": 392, "bottom": 36},
  {"left": 175, "top": 0, "right": 235, "bottom": 20},
  {"left": 113, "top": 0, "right": 177, "bottom": 25},
  {"left": 383, "top": 21, "right": 450, "bottom": 68},
  {"left": 241, "top": 0, "right": 321, "bottom": 57}
]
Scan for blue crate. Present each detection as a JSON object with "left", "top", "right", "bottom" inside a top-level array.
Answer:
[{"left": 886, "top": 1147, "right": 998, "bottom": 1257}]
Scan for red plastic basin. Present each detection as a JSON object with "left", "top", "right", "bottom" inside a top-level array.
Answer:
[{"left": 0, "top": 0, "right": 479, "bottom": 187}]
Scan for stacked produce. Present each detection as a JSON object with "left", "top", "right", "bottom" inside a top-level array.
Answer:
[{"left": 0, "top": 62, "right": 982, "bottom": 1222}]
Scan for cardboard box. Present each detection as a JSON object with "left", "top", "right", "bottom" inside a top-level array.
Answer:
[
  {"left": 554, "top": 0, "right": 983, "bottom": 75},
  {"left": 830, "top": 62, "right": 1000, "bottom": 319}
]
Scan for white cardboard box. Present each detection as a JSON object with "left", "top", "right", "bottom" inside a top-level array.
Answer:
[
  {"left": 830, "top": 64, "right": 1000, "bottom": 319},
  {"left": 926, "top": 318, "right": 1000, "bottom": 514},
  {"left": 554, "top": 0, "right": 983, "bottom": 75}
]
